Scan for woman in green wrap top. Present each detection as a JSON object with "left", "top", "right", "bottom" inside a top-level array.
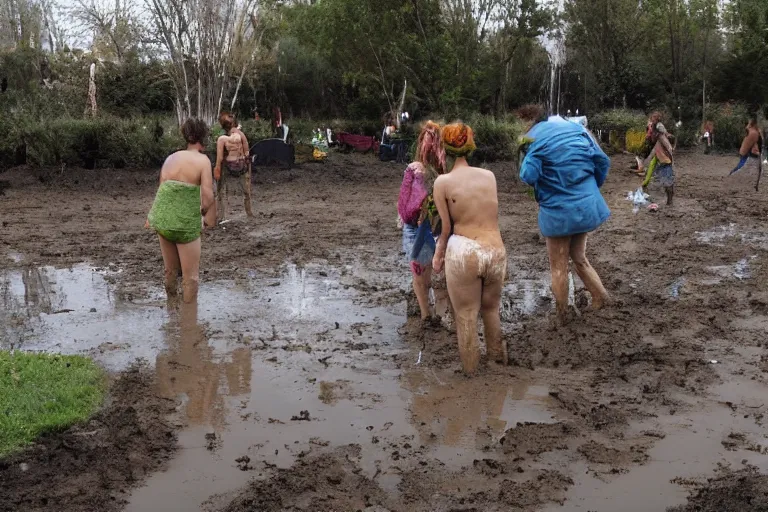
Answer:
[{"left": 146, "top": 118, "right": 216, "bottom": 303}]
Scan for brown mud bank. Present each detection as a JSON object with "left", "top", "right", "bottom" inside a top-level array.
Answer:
[
  {"left": 0, "top": 364, "right": 177, "bottom": 512},
  {"left": 2, "top": 152, "right": 768, "bottom": 511}
]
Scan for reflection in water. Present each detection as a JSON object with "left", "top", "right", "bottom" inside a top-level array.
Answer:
[
  {"left": 406, "top": 370, "right": 555, "bottom": 450},
  {"left": 155, "top": 300, "right": 251, "bottom": 429},
  {"left": 0, "top": 267, "right": 53, "bottom": 348}
]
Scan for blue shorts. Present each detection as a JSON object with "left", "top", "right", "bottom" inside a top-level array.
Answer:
[
  {"left": 402, "top": 224, "right": 417, "bottom": 264},
  {"left": 654, "top": 163, "right": 675, "bottom": 187}
]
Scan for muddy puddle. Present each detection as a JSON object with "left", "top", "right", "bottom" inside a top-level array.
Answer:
[
  {"left": 696, "top": 224, "right": 768, "bottom": 250},
  {"left": 1, "top": 259, "right": 563, "bottom": 511},
  {"left": 544, "top": 402, "right": 768, "bottom": 512}
]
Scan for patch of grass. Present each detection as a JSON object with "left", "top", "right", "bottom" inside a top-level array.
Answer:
[{"left": 0, "top": 351, "right": 107, "bottom": 457}]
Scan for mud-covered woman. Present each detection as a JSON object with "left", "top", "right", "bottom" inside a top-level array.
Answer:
[
  {"left": 146, "top": 118, "right": 216, "bottom": 303},
  {"left": 432, "top": 123, "right": 507, "bottom": 376},
  {"left": 214, "top": 112, "right": 253, "bottom": 222},
  {"left": 397, "top": 121, "right": 452, "bottom": 326}
]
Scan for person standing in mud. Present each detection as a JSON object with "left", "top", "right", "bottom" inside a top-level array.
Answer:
[
  {"left": 432, "top": 122, "right": 506, "bottom": 375},
  {"left": 701, "top": 119, "right": 715, "bottom": 154},
  {"left": 647, "top": 121, "right": 677, "bottom": 205},
  {"left": 214, "top": 112, "right": 253, "bottom": 222},
  {"left": 519, "top": 108, "right": 611, "bottom": 325},
  {"left": 397, "top": 121, "right": 452, "bottom": 326},
  {"left": 146, "top": 118, "right": 215, "bottom": 303},
  {"left": 728, "top": 119, "right": 763, "bottom": 181}
]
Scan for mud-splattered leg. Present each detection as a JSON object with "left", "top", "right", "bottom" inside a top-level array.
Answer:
[
  {"left": 177, "top": 237, "right": 201, "bottom": 304},
  {"left": 569, "top": 233, "right": 609, "bottom": 310},
  {"left": 482, "top": 253, "right": 507, "bottom": 365},
  {"left": 242, "top": 170, "right": 254, "bottom": 218},
  {"left": 412, "top": 266, "right": 432, "bottom": 321},
  {"left": 217, "top": 174, "right": 228, "bottom": 223},
  {"left": 546, "top": 236, "right": 571, "bottom": 321},
  {"left": 445, "top": 249, "right": 482, "bottom": 376},
  {"left": 159, "top": 235, "right": 181, "bottom": 298}
]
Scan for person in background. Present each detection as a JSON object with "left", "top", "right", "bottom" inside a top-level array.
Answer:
[
  {"left": 728, "top": 118, "right": 763, "bottom": 179},
  {"left": 214, "top": 112, "right": 253, "bottom": 222},
  {"left": 519, "top": 107, "right": 611, "bottom": 325},
  {"left": 398, "top": 121, "right": 451, "bottom": 326},
  {"left": 432, "top": 123, "right": 507, "bottom": 375},
  {"left": 647, "top": 121, "right": 677, "bottom": 205},
  {"left": 701, "top": 120, "right": 715, "bottom": 154},
  {"left": 146, "top": 118, "right": 215, "bottom": 303}
]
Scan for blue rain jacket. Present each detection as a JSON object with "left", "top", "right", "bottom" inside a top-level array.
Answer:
[{"left": 520, "top": 117, "right": 611, "bottom": 238}]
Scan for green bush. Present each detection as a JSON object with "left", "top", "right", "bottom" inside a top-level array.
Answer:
[
  {"left": 467, "top": 114, "right": 524, "bottom": 162},
  {"left": 704, "top": 103, "right": 751, "bottom": 151},
  {"left": 21, "top": 117, "right": 182, "bottom": 169},
  {"left": 591, "top": 109, "right": 648, "bottom": 132}
]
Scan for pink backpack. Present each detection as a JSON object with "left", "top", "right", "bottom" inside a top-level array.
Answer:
[{"left": 397, "top": 162, "right": 428, "bottom": 226}]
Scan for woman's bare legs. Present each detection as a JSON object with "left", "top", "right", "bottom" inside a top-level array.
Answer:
[
  {"left": 546, "top": 236, "right": 571, "bottom": 320},
  {"left": 413, "top": 266, "right": 432, "bottom": 320},
  {"left": 159, "top": 235, "right": 181, "bottom": 298},
  {"left": 481, "top": 274, "right": 507, "bottom": 365},
  {"left": 445, "top": 261, "right": 482, "bottom": 376},
  {"left": 217, "top": 174, "right": 228, "bottom": 223},
  {"left": 176, "top": 238, "right": 202, "bottom": 303},
  {"left": 569, "top": 233, "right": 609, "bottom": 309},
  {"left": 433, "top": 286, "right": 454, "bottom": 326},
  {"left": 242, "top": 171, "right": 254, "bottom": 217}
]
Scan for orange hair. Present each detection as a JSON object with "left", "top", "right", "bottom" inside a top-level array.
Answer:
[{"left": 442, "top": 122, "right": 476, "bottom": 158}]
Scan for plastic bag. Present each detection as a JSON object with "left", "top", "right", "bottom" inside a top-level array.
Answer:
[
  {"left": 410, "top": 220, "right": 436, "bottom": 267},
  {"left": 626, "top": 187, "right": 649, "bottom": 214}
]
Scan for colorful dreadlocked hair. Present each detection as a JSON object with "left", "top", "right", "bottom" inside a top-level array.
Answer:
[
  {"left": 441, "top": 122, "right": 476, "bottom": 158},
  {"left": 415, "top": 121, "right": 446, "bottom": 177}
]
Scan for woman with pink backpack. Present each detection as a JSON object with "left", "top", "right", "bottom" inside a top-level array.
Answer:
[{"left": 397, "top": 121, "right": 452, "bottom": 325}]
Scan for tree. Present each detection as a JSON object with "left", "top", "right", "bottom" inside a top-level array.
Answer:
[
  {"left": 147, "top": 0, "right": 271, "bottom": 125},
  {"left": 68, "top": 0, "right": 146, "bottom": 63}
]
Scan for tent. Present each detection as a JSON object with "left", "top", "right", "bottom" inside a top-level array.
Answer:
[
  {"left": 336, "top": 132, "right": 379, "bottom": 153},
  {"left": 251, "top": 138, "right": 295, "bottom": 168}
]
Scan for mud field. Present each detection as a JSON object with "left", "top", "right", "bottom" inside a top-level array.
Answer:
[{"left": 1, "top": 151, "right": 768, "bottom": 511}]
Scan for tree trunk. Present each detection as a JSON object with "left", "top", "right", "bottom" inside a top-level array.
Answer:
[{"left": 85, "top": 63, "right": 97, "bottom": 117}]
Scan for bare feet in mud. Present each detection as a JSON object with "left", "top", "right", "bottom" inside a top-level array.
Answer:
[{"left": 551, "top": 306, "right": 580, "bottom": 328}]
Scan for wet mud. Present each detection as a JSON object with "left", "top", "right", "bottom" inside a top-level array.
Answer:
[{"left": 2, "top": 151, "right": 768, "bottom": 510}]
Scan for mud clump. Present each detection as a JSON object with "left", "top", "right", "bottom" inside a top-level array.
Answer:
[
  {"left": 668, "top": 468, "right": 768, "bottom": 512},
  {"left": 217, "top": 445, "right": 388, "bottom": 512},
  {"left": 0, "top": 363, "right": 177, "bottom": 512},
  {"left": 577, "top": 440, "right": 649, "bottom": 466},
  {"left": 499, "top": 421, "right": 578, "bottom": 456},
  {"left": 498, "top": 470, "right": 574, "bottom": 508}
]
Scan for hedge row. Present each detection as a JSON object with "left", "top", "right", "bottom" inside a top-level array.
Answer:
[
  {"left": 590, "top": 104, "right": 755, "bottom": 152},
  {"left": 1, "top": 106, "right": 750, "bottom": 170},
  {"left": 0, "top": 117, "right": 183, "bottom": 169},
  {"left": 0, "top": 115, "right": 526, "bottom": 169}
]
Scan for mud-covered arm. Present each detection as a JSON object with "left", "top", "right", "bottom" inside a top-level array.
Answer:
[
  {"left": 214, "top": 137, "right": 225, "bottom": 180},
  {"left": 740, "top": 131, "right": 759, "bottom": 157},
  {"left": 201, "top": 159, "right": 215, "bottom": 218},
  {"left": 239, "top": 130, "right": 250, "bottom": 157},
  {"left": 432, "top": 176, "right": 451, "bottom": 273}
]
